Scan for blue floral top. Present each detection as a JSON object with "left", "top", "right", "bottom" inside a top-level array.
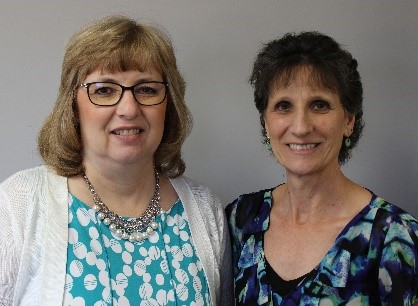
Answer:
[{"left": 225, "top": 189, "right": 418, "bottom": 305}]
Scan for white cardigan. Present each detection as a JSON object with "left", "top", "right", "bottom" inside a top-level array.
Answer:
[{"left": 0, "top": 166, "right": 233, "bottom": 306}]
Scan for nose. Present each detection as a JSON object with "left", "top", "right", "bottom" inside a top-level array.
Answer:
[
  {"left": 290, "top": 108, "right": 313, "bottom": 136},
  {"left": 115, "top": 89, "right": 141, "bottom": 118}
]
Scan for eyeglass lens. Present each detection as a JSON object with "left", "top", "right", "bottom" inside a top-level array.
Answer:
[{"left": 87, "top": 82, "right": 166, "bottom": 106}]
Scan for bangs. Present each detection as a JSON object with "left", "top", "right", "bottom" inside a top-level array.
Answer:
[
  {"left": 271, "top": 64, "right": 340, "bottom": 93},
  {"left": 95, "top": 45, "right": 161, "bottom": 76},
  {"left": 78, "top": 30, "right": 165, "bottom": 82},
  {"left": 106, "top": 44, "right": 160, "bottom": 71}
]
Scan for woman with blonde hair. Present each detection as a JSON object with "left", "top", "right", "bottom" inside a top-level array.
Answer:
[{"left": 0, "top": 15, "right": 232, "bottom": 305}]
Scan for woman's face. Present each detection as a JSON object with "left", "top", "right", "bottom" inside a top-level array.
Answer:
[
  {"left": 264, "top": 66, "right": 355, "bottom": 177},
  {"left": 76, "top": 67, "right": 167, "bottom": 169}
]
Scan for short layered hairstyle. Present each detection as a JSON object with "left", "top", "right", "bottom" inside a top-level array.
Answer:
[{"left": 250, "top": 31, "right": 364, "bottom": 164}]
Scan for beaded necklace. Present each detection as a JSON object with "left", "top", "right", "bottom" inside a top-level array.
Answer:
[{"left": 82, "top": 168, "right": 164, "bottom": 242}]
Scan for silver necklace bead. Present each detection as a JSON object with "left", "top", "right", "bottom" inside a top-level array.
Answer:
[{"left": 82, "top": 168, "right": 162, "bottom": 242}]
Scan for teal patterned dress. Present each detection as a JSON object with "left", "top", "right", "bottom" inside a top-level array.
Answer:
[
  {"left": 225, "top": 189, "right": 418, "bottom": 305},
  {"left": 64, "top": 194, "right": 210, "bottom": 305}
]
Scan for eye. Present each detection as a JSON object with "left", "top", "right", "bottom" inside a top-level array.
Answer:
[
  {"left": 273, "top": 101, "right": 292, "bottom": 112},
  {"left": 311, "top": 100, "right": 331, "bottom": 112},
  {"left": 95, "top": 87, "right": 116, "bottom": 95},
  {"left": 89, "top": 83, "right": 119, "bottom": 96},
  {"left": 135, "top": 83, "right": 159, "bottom": 96}
]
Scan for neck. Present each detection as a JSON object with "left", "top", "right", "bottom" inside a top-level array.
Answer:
[
  {"left": 80, "top": 161, "right": 158, "bottom": 217},
  {"left": 81, "top": 166, "right": 162, "bottom": 242},
  {"left": 278, "top": 165, "right": 352, "bottom": 224},
  {"left": 86, "top": 163, "right": 155, "bottom": 191}
]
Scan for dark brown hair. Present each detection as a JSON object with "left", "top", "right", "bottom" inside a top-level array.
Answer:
[{"left": 250, "top": 31, "right": 364, "bottom": 164}]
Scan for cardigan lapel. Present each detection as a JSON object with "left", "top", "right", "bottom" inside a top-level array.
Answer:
[{"left": 169, "top": 176, "right": 218, "bottom": 306}]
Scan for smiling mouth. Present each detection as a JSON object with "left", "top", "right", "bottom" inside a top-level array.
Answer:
[
  {"left": 288, "top": 143, "right": 318, "bottom": 150},
  {"left": 112, "top": 129, "right": 143, "bottom": 136}
]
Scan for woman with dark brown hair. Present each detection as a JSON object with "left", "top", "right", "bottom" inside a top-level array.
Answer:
[{"left": 226, "top": 31, "right": 418, "bottom": 305}]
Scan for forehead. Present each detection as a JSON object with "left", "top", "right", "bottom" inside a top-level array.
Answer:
[
  {"left": 267, "top": 66, "right": 342, "bottom": 106},
  {"left": 78, "top": 51, "right": 163, "bottom": 82},
  {"left": 83, "top": 64, "right": 162, "bottom": 81},
  {"left": 271, "top": 65, "right": 338, "bottom": 93}
]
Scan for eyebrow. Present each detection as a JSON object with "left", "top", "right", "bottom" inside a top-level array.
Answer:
[
  {"left": 309, "top": 94, "right": 335, "bottom": 100},
  {"left": 92, "top": 76, "right": 163, "bottom": 84},
  {"left": 269, "top": 93, "right": 339, "bottom": 106}
]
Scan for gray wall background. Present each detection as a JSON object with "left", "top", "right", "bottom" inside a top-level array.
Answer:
[{"left": 1, "top": 1, "right": 417, "bottom": 215}]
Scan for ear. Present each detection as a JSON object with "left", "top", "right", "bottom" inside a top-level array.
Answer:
[
  {"left": 344, "top": 113, "right": 355, "bottom": 137},
  {"left": 263, "top": 113, "right": 270, "bottom": 137}
]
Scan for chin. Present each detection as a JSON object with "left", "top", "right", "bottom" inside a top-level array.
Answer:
[
  {"left": 283, "top": 162, "right": 322, "bottom": 176},
  {"left": 110, "top": 153, "right": 144, "bottom": 165}
]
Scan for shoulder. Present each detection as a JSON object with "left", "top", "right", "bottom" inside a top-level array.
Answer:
[
  {"left": 169, "top": 175, "right": 228, "bottom": 246},
  {"left": 1, "top": 166, "right": 48, "bottom": 196},
  {"left": 170, "top": 175, "right": 221, "bottom": 207},
  {"left": 1, "top": 165, "right": 46, "bottom": 184},
  {"left": 0, "top": 165, "right": 67, "bottom": 216},
  {"left": 370, "top": 196, "right": 418, "bottom": 243},
  {"left": 0, "top": 166, "right": 56, "bottom": 242},
  {"left": 171, "top": 175, "right": 214, "bottom": 194},
  {"left": 226, "top": 189, "right": 269, "bottom": 213},
  {"left": 225, "top": 188, "right": 273, "bottom": 233},
  {"left": 370, "top": 196, "right": 418, "bottom": 230},
  {"left": 169, "top": 175, "right": 225, "bottom": 229},
  {"left": 1, "top": 165, "right": 65, "bottom": 189},
  {"left": 364, "top": 196, "right": 418, "bottom": 263}
]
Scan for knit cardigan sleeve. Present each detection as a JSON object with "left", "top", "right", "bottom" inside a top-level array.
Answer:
[
  {"left": 0, "top": 166, "right": 68, "bottom": 306},
  {"left": 0, "top": 174, "right": 19, "bottom": 305},
  {"left": 170, "top": 176, "right": 234, "bottom": 306},
  {"left": 0, "top": 167, "right": 48, "bottom": 305}
]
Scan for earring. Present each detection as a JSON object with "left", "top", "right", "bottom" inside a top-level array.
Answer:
[
  {"left": 345, "top": 137, "right": 351, "bottom": 148},
  {"left": 264, "top": 137, "right": 272, "bottom": 150}
]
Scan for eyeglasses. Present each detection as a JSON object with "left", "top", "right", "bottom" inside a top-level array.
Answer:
[{"left": 80, "top": 81, "right": 168, "bottom": 106}]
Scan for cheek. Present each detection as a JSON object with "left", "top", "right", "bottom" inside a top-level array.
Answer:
[
  {"left": 152, "top": 105, "right": 167, "bottom": 130},
  {"left": 78, "top": 106, "right": 99, "bottom": 130},
  {"left": 77, "top": 104, "right": 111, "bottom": 139},
  {"left": 76, "top": 92, "right": 93, "bottom": 124},
  {"left": 265, "top": 115, "right": 287, "bottom": 136}
]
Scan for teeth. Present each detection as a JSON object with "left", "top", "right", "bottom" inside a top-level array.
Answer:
[
  {"left": 114, "top": 129, "right": 141, "bottom": 135},
  {"left": 289, "top": 143, "right": 316, "bottom": 150}
]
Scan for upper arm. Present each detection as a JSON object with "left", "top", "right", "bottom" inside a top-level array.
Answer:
[
  {"left": 378, "top": 217, "right": 418, "bottom": 304},
  {"left": 186, "top": 179, "right": 234, "bottom": 305},
  {"left": 201, "top": 190, "right": 234, "bottom": 305},
  {"left": 0, "top": 186, "right": 20, "bottom": 304},
  {"left": 225, "top": 200, "right": 244, "bottom": 277},
  {"left": 217, "top": 202, "right": 234, "bottom": 305}
]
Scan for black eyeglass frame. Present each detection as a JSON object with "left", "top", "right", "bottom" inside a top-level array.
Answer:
[{"left": 80, "top": 81, "right": 169, "bottom": 106}]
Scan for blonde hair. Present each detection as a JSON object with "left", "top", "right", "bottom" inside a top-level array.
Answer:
[{"left": 38, "top": 15, "right": 192, "bottom": 177}]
